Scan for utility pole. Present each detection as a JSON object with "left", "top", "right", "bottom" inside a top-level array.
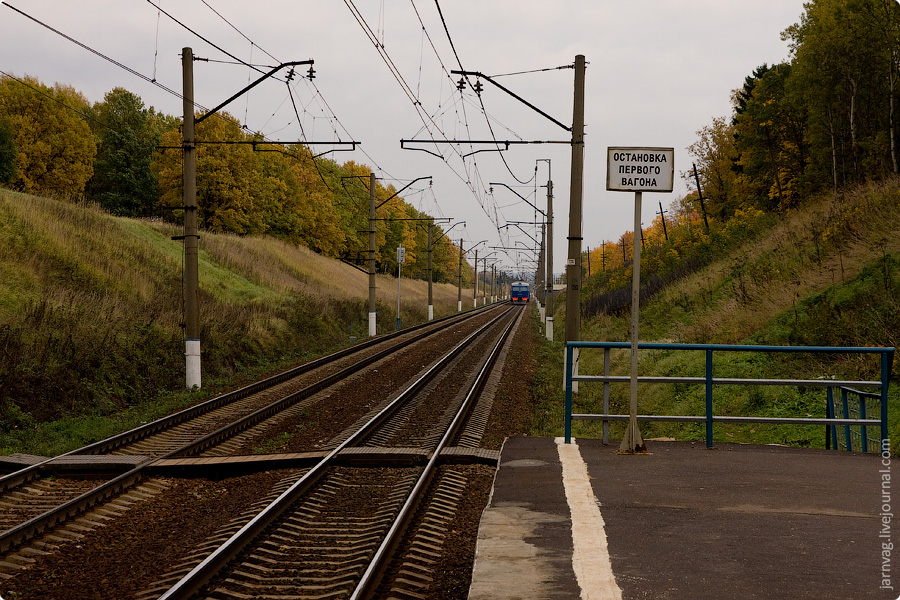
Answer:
[
  {"left": 601, "top": 240, "right": 606, "bottom": 272},
  {"left": 537, "top": 224, "right": 546, "bottom": 318},
  {"left": 545, "top": 176, "right": 554, "bottom": 342},
  {"left": 396, "top": 245, "right": 405, "bottom": 329},
  {"left": 586, "top": 246, "right": 591, "bottom": 278},
  {"left": 178, "top": 49, "right": 318, "bottom": 388},
  {"left": 481, "top": 257, "right": 487, "bottom": 305},
  {"left": 658, "top": 201, "right": 668, "bottom": 241},
  {"left": 692, "top": 163, "right": 710, "bottom": 233},
  {"left": 491, "top": 264, "right": 496, "bottom": 303},
  {"left": 457, "top": 239, "right": 463, "bottom": 312},
  {"left": 564, "top": 55, "right": 586, "bottom": 388},
  {"left": 368, "top": 172, "right": 377, "bottom": 336},
  {"left": 427, "top": 223, "right": 434, "bottom": 320},
  {"left": 472, "top": 248, "right": 478, "bottom": 308},
  {"left": 182, "top": 48, "right": 201, "bottom": 390}
]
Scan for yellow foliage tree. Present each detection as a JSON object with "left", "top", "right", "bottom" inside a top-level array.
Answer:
[{"left": 0, "top": 75, "right": 96, "bottom": 198}]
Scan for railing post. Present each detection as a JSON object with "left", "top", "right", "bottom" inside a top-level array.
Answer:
[
  {"left": 705, "top": 349, "right": 713, "bottom": 448},
  {"left": 602, "top": 347, "right": 611, "bottom": 444},
  {"left": 825, "top": 387, "right": 834, "bottom": 450},
  {"left": 841, "top": 388, "right": 852, "bottom": 451},
  {"left": 565, "top": 343, "right": 574, "bottom": 443},
  {"left": 859, "top": 392, "right": 869, "bottom": 453}
]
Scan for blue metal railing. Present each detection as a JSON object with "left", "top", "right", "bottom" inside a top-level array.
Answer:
[
  {"left": 564, "top": 342, "right": 894, "bottom": 448},
  {"left": 827, "top": 387, "right": 883, "bottom": 452}
]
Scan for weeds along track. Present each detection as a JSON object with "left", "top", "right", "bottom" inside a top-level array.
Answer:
[
  {"left": 0, "top": 303, "right": 524, "bottom": 600},
  {"left": 0, "top": 305, "right": 507, "bottom": 558}
]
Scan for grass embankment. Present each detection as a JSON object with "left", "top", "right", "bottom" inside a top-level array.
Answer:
[
  {"left": 0, "top": 190, "right": 463, "bottom": 456},
  {"left": 542, "top": 177, "right": 900, "bottom": 452}
]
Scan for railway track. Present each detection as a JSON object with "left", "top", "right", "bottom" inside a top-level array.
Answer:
[
  {"left": 0, "top": 303, "right": 530, "bottom": 600},
  {"left": 148, "top": 303, "right": 522, "bottom": 600},
  {"left": 0, "top": 305, "right": 505, "bottom": 556}
]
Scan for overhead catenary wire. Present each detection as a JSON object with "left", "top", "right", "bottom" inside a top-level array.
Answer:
[
  {"left": 199, "top": 0, "right": 279, "bottom": 64},
  {"left": 342, "top": 0, "right": 521, "bottom": 244},
  {"left": 6, "top": 0, "right": 530, "bottom": 270},
  {"left": 1, "top": 1, "right": 204, "bottom": 111},
  {"left": 0, "top": 69, "right": 109, "bottom": 130}
]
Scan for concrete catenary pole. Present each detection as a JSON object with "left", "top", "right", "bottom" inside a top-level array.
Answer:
[
  {"left": 368, "top": 172, "right": 377, "bottom": 336},
  {"left": 546, "top": 178, "right": 554, "bottom": 341},
  {"left": 457, "top": 239, "right": 463, "bottom": 312},
  {"left": 481, "top": 258, "right": 487, "bottom": 306},
  {"left": 564, "top": 55, "right": 586, "bottom": 387},
  {"left": 472, "top": 249, "right": 478, "bottom": 308},
  {"left": 491, "top": 264, "right": 496, "bottom": 303},
  {"left": 427, "top": 223, "right": 434, "bottom": 320},
  {"left": 182, "top": 47, "right": 201, "bottom": 390}
]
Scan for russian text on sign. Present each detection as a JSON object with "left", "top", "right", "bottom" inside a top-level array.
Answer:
[{"left": 606, "top": 147, "right": 675, "bottom": 193}]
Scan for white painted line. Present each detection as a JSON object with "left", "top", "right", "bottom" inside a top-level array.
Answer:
[{"left": 556, "top": 437, "right": 623, "bottom": 600}]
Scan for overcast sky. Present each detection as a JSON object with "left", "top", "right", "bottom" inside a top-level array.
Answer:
[{"left": 0, "top": 1, "right": 807, "bottom": 276}]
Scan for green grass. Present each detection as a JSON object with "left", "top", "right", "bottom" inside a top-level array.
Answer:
[
  {"left": 0, "top": 189, "right": 469, "bottom": 456},
  {"left": 548, "top": 176, "right": 900, "bottom": 453}
]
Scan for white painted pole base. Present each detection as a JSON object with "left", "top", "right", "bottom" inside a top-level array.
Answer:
[
  {"left": 457, "top": 300, "right": 462, "bottom": 313},
  {"left": 539, "top": 305, "right": 546, "bottom": 321},
  {"left": 473, "top": 298, "right": 477, "bottom": 308},
  {"left": 428, "top": 304, "right": 433, "bottom": 321},
  {"left": 185, "top": 339, "right": 201, "bottom": 390},
  {"left": 546, "top": 316, "right": 554, "bottom": 341},
  {"left": 368, "top": 312, "right": 377, "bottom": 337}
]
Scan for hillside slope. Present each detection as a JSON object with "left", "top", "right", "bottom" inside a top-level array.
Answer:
[
  {"left": 0, "top": 190, "right": 464, "bottom": 450},
  {"left": 560, "top": 177, "right": 900, "bottom": 450}
]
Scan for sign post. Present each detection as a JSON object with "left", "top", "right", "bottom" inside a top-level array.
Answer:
[{"left": 606, "top": 147, "right": 674, "bottom": 454}]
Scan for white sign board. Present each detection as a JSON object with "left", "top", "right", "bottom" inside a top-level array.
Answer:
[
  {"left": 397, "top": 246, "right": 406, "bottom": 264},
  {"left": 606, "top": 147, "right": 675, "bottom": 193}
]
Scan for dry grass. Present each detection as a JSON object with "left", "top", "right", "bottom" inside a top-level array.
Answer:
[
  {"left": 653, "top": 177, "right": 900, "bottom": 344},
  {"left": 0, "top": 188, "right": 473, "bottom": 435}
]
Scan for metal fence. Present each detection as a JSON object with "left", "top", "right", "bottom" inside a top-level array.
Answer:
[{"left": 564, "top": 342, "right": 894, "bottom": 449}]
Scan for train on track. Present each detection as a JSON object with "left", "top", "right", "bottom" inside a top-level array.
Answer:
[{"left": 510, "top": 281, "right": 530, "bottom": 304}]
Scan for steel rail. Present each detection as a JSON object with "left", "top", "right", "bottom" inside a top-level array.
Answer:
[
  {"left": 169, "top": 306, "right": 506, "bottom": 458},
  {"left": 350, "top": 304, "right": 521, "bottom": 600},
  {"left": 0, "top": 304, "right": 497, "bottom": 488},
  {"left": 0, "top": 305, "right": 506, "bottom": 553},
  {"left": 156, "top": 305, "right": 518, "bottom": 600}
]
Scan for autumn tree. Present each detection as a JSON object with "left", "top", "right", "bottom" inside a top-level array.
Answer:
[
  {"left": 88, "top": 88, "right": 175, "bottom": 217},
  {"left": 732, "top": 63, "right": 808, "bottom": 211},
  {"left": 0, "top": 116, "right": 14, "bottom": 184},
  {"left": 783, "top": 0, "right": 899, "bottom": 189},
  {"left": 687, "top": 116, "right": 740, "bottom": 220},
  {"left": 0, "top": 75, "right": 96, "bottom": 198}
]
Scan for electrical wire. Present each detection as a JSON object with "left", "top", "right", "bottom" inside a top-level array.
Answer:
[
  {"left": 431, "top": 0, "right": 535, "bottom": 186},
  {"left": 199, "top": 0, "right": 279, "bottom": 64},
  {"left": 144, "top": 0, "right": 265, "bottom": 76},
  {"left": 0, "top": 70, "right": 108, "bottom": 129},
  {"left": 1, "top": 2, "right": 205, "bottom": 111}
]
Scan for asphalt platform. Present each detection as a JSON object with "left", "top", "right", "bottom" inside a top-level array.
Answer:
[{"left": 468, "top": 437, "right": 895, "bottom": 600}]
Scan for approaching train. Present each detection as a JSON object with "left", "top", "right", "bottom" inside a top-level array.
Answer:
[{"left": 510, "top": 281, "right": 530, "bottom": 305}]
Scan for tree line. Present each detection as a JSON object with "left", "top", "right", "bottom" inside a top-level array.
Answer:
[
  {"left": 0, "top": 76, "right": 467, "bottom": 285},
  {"left": 689, "top": 0, "right": 899, "bottom": 220},
  {"left": 584, "top": 0, "right": 900, "bottom": 315}
]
